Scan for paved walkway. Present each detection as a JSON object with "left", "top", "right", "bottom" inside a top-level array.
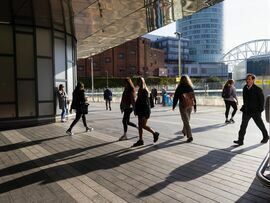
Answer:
[{"left": 0, "top": 103, "right": 270, "bottom": 202}]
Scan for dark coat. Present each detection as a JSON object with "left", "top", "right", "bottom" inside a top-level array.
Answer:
[
  {"left": 104, "top": 89, "right": 112, "bottom": 101},
  {"left": 173, "top": 84, "right": 196, "bottom": 109},
  {"left": 135, "top": 89, "right": 151, "bottom": 119},
  {"left": 120, "top": 88, "right": 135, "bottom": 110},
  {"left": 151, "top": 88, "right": 158, "bottom": 97},
  {"left": 71, "top": 89, "right": 86, "bottom": 112},
  {"left": 57, "top": 90, "right": 67, "bottom": 109},
  {"left": 241, "top": 84, "right": 264, "bottom": 114}
]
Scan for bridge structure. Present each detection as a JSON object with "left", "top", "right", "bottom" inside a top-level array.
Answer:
[{"left": 221, "top": 39, "right": 270, "bottom": 80}]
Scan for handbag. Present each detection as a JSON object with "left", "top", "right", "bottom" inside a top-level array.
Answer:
[
  {"left": 181, "top": 92, "right": 195, "bottom": 109},
  {"left": 81, "top": 103, "right": 89, "bottom": 114}
]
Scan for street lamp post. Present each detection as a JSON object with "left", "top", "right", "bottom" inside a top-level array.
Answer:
[
  {"left": 90, "top": 57, "right": 94, "bottom": 97},
  {"left": 105, "top": 70, "right": 108, "bottom": 88},
  {"left": 175, "top": 32, "right": 182, "bottom": 78}
]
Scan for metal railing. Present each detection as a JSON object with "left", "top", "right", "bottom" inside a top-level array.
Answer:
[{"left": 256, "top": 95, "right": 270, "bottom": 188}]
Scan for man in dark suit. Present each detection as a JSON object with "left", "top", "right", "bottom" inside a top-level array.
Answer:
[
  {"left": 104, "top": 87, "right": 112, "bottom": 110},
  {"left": 234, "top": 73, "right": 269, "bottom": 145}
]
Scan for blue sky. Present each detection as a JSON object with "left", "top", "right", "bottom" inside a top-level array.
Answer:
[{"left": 149, "top": 0, "right": 270, "bottom": 53}]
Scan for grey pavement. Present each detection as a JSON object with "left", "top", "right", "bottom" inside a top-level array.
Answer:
[{"left": 0, "top": 102, "right": 270, "bottom": 202}]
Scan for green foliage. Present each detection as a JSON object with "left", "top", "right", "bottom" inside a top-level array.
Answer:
[{"left": 78, "top": 76, "right": 179, "bottom": 89}]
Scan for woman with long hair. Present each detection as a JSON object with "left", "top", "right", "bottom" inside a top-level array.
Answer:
[
  {"left": 222, "top": 79, "right": 238, "bottom": 124},
  {"left": 119, "top": 78, "right": 138, "bottom": 141},
  {"left": 172, "top": 75, "right": 196, "bottom": 143},
  {"left": 66, "top": 82, "right": 93, "bottom": 135},
  {"left": 133, "top": 77, "right": 159, "bottom": 147},
  {"left": 57, "top": 84, "right": 68, "bottom": 122}
]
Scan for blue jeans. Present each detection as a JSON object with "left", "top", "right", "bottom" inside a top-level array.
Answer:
[{"left": 61, "top": 107, "right": 67, "bottom": 120}]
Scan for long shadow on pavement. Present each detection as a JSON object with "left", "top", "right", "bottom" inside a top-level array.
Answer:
[
  {"left": 0, "top": 140, "right": 116, "bottom": 178},
  {"left": 0, "top": 137, "right": 186, "bottom": 194},
  {"left": 138, "top": 144, "right": 268, "bottom": 201},
  {"left": 236, "top": 177, "right": 270, "bottom": 202},
  {"left": 0, "top": 135, "right": 66, "bottom": 152},
  {"left": 175, "top": 123, "right": 226, "bottom": 135}
]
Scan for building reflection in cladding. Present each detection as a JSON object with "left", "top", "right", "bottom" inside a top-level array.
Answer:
[
  {"left": 176, "top": 3, "right": 224, "bottom": 63},
  {"left": 0, "top": 0, "right": 76, "bottom": 128},
  {"left": 75, "top": 0, "right": 224, "bottom": 58}
]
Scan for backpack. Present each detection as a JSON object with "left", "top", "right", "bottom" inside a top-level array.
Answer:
[
  {"left": 149, "top": 93, "right": 155, "bottom": 108},
  {"left": 222, "top": 86, "right": 230, "bottom": 98},
  {"left": 181, "top": 92, "right": 195, "bottom": 109}
]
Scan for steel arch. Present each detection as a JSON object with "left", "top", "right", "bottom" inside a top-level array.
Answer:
[{"left": 221, "top": 39, "right": 270, "bottom": 66}]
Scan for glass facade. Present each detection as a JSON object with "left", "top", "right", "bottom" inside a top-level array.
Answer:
[
  {"left": 0, "top": 0, "right": 76, "bottom": 129},
  {"left": 153, "top": 36, "right": 190, "bottom": 76},
  {"left": 176, "top": 3, "right": 223, "bottom": 63},
  {"left": 247, "top": 56, "right": 270, "bottom": 76}
]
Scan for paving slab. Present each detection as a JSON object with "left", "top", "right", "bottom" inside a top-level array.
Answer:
[{"left": 0, "top": 102, "right": 269, "bottom": 202}]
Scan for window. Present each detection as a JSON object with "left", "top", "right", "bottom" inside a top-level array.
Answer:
[
  {"left": 77, "top": 65, "right": 84, "bottom": 71},
  {"left": 105, "top": 57, "right": 111, "bottom": 63},
  {"left": 93, "top": 62, "right": 99, "bottom": 70},
  {"left": 118, "top": 53, "right": 124, "bottom": 59},
  {"left": 191, "top": 68, "right": 198, "bottom": 74},
  {"left": 201, "top": 68, "right": 207, "bottom": 74}
]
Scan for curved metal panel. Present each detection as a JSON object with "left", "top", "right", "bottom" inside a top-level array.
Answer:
[{"left": 72, "top": 0, "right": 224, "bottom": 58}]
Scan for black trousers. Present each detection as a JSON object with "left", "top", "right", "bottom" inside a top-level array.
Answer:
[
  {"left": 69, "top": 112, "right": 87, "bottom": 131},
  {"left": 105, "top": 100, "right": 111, "bottom": 110},
  {"left": 122, "top": 108, "right": 137, "bottom": 132},
  {"left": 154, "top": 96, "right": 158, "bottom": 104},
  {"left": 224, "top": 100, "right": 237, "bottom": 119},
  {"left": 238, "top": 112, "right": 268, "bottom": 141}
]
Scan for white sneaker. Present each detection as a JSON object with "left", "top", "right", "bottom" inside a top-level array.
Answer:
[
  {"left": 119, "top": 135, "right": 127, "bottom": 141},
  {"left": 66, "top": 130, "right": 73, "bottom": 136},
  {"left": 86, "top": 127, "right": 94, "bottom": 132},
  {"left": 61, "top": 119, "right": 66, "bottom": 122}
]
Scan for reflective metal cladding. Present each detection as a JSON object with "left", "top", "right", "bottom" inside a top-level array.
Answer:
[{"left": 72, "top": 0, "right": 224, "bottom": 58}]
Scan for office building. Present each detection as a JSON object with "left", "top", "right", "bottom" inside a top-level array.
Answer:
[
  {"left": 151, "top": 36, "right": 190, "bottom": 76},
  {"left": 176, "top": 3, "right": 224, "bottom": 63},
  {"left": 77, "top": 37, "right": 165, "bottom": 78}
]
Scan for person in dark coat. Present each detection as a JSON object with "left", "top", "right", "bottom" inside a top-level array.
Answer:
[
  {"left": 104, "top": 88, "right": 112, "bottom": 110},
  {"left": 151, "top": 87, "right": 158, "bottom": 104},
  {"left": 66, "top": 82, "right": 93, "bottom": 135},
  {"left": 132, "top": 77, "right": 159, "bottom": 147},
  {"left": 119, "top": 78, "right": 137, "bottom": 141},
  {"left": 234, "top": 73, "right": 269, "bottom": 145},
  {"left": 172, "top": 75, "right": 196, "bottom": 143}
]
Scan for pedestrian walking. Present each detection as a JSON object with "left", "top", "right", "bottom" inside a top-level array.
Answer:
[
  {"left": 104, "top": 87, "right": 112, "bottom": 110},
  {"left": 161, "top": 86, "right": 167, "bottom": 106},
  {"left": 66, "top": 82, "right": 93, "bottom": 135},
  {"left": 172, "top": 75, "right": 196, "bottom": 143},
  {"left": 119, "top": 78, "right": 138, "bottom": 141},
  {"left": 132, "top": 77, "right": 159, "bottom": 147},
  {"left": 151, "top": 87, "right": 158, "bottom": 104},
  {"left": 222, "top": 79, "right": 238, "bottom": 124},
  {"left": 57, "top": 84, "right": 68, "bottom": 122},
  {"left": 234, "top": 73, "right": 269, "bottom": 145}
]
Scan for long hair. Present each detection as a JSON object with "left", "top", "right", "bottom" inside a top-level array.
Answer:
[
  {"left": 59, "top": 84, "right": 64, "bottom": 91},
  {"left": 224, "top": 79, "right": 234, "bottom": 87},
  {"left": 179, "top": 75, "right": 193, "bottom": 87},
  {"left": 75, "top": 82, "right": 84, "bottom": 91},
  {"left": 136, "top": 77, "right": 150, "bottom": 94},
  {"left": 125, "top": 77, "right": 135, "bottom": 92}
]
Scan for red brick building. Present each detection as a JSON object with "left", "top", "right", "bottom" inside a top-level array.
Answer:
[{"left": 77, "top": 37, "right": 165, "bottom": 78}]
